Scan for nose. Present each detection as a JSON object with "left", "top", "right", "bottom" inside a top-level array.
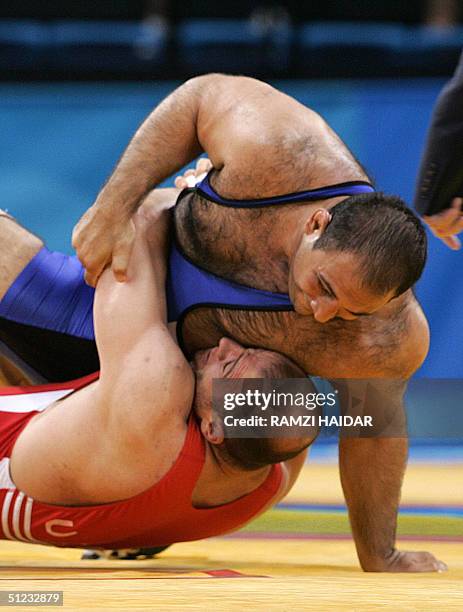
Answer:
[
  {"left": 311, "top": 296, "right": 339, "bottom": 323},
  {"left": 216, "top": 337, "right": 242, "bottom": 360}
]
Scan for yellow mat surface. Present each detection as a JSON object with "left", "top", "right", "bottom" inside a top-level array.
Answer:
[{"left": 0, "top": 463, "right": 460, "bottom": 610}]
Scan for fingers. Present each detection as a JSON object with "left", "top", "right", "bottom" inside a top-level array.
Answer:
[
  {"left": 84, "top": 268, "right": 101, "bottom": 288},
  {"left": 75, "top": 247, "right": 107, "bottom": 288},
  {"left": 111, "top": 223, "right": 135, "bottom": 283},
  {"left": 186, "top": 175, "right": 199, "bottom": 188},
  {"left": 79, "top": 250, "right": 107, "bottom": 287},
  {"left": 437, "top": 559, "right": 448, "bottom": 572},
  {"left": 424, "top": 208, "right": 460, "bottom": 229},
  {"left": 175, "top": 168, "right": 195, "bottom": 189},
  {"left": 415, "top": 552, "right": 447, "bottom": 573},
  {"left": 423, "top": 199, "right": 463, "bottom": 250},
  {"left": 174, "top": 176, "right": 186, "bottom": 189},
  {"left": 196, "top": 157, "right": 213, "bottom": 175},
  {"left": 442, "top": 234, "right": 461, "bottom": 250},
  {"left": 74, "top": 244, "right": 109, "bottom": 287},
  {"left": 175, "top": 158, "right": 213, "bottom": 189},
  {"left": 393, "top": 551, "right": 448, "bottom": 573}
]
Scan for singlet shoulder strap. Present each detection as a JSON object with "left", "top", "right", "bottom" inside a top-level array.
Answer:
[{"left": 196, "top": 171, "right": 375, "bottom": 208}]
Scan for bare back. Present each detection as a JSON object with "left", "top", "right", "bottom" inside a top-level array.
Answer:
[{"left": 171, "top": 77, "right": 428, "bottom": 379}]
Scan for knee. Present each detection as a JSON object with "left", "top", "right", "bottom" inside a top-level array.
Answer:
[{"left": 0, "top": 214, "right": 43, "bottom": 301}]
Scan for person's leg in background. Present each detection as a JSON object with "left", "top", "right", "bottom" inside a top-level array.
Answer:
[
  {"left": 0, "top": 210, "right": 43, "bottom": 302},
  {"left": 0, "top": 211, "right": 99, "bottom": 384},
  {"left": 0, "top": 211, "right": 43, "bottom": 385}
]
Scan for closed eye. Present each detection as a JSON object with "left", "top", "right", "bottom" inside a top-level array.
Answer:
[
  {"left": 317, "top": 274, "right": 333, "bottom": 297},
  {"left": 223, "top": 360, "right": 236, "bottom": 376}
]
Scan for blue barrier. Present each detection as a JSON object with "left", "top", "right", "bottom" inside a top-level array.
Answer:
[
  {"left": 176, "top": 18, "right": 291, "bottom": 74},
  {"left": 0, "top": 20, "right": 47, "bottom": 71},
  {"left": 49, "top": 20, "right": 167, "bottom": 72},
  {"left": 0, "top": 19, "right": 460, "bottom": 76}
]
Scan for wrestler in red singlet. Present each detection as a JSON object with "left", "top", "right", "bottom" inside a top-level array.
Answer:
[
  {"left": 0, "top": 199, "right": 313, "bottom": 557},
  {"left": 0, "top": 375, "right": 282, "bottom": 550}
]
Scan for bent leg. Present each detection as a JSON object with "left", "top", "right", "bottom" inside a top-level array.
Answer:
[
  {"left": 0, "top": 212, "right": 43, "bottom": 385},
  {"left": 0, "top": 211, "right": 98, "bottom": 381}
]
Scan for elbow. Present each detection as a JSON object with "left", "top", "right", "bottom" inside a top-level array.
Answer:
[
  {"left": 184, "top": 73, "right": 227, "bottom": 85},
  {"left": 183, "top": 73, "right": 244, "bottom": 101},
  {"left": 183, "top": 73, "right": 225, "bottom": 95}
]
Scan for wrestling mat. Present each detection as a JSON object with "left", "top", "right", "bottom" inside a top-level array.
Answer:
[{"left": 0, "top": 446, "right": 461, "bottom": 610}]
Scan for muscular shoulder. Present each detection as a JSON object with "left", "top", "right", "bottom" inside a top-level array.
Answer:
[
  {"left": 197, "top": 74, "right": 368, "bottom": 196},
  {"left": 195, "top": 75, "right": 337, "bottom": 196},
  {"left": 102, "top": 328, "right": 195, "bottom": 440}
]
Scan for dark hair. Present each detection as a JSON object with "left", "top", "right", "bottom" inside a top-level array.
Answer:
[
  {"left": 219, "top": 353, "right": 318, "bottom": 471},
  {"left": 314, "top": 193, "right": 427, "bottom": 296}
]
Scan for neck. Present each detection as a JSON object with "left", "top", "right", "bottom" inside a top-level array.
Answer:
[
  {"left": 193, "top": 441, "right": 272, "bottom": 508},
  {"left": 274, "top": 206, "right": 312, "bottom": 263}
]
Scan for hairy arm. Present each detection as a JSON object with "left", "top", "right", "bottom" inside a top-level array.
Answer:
[
  {"left": 340, "top": 435, "right": 440, "bottom": 573},
  {"left": 334, "top": 309, "right": 446, "bottom": 572},
  {"left": 332, "top": 377, "right": 404, "bottom": 567},
  {"left": 84, "top": 74, "right": 307, "bottom": 216},
  {"left": 337, "top": 372, "right": 445, "bottom": 572},
  {"left": 72, "top": 74, "right": 318, "bottom": 284}
]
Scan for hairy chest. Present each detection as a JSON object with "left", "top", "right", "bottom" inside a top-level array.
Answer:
[
  {"left": 174, "top": 192, "right": 290, "bottom": 291},
  {"left": 173, "top": 192, "right": 411, "bottom": 377},
  {"left": 181, "top": 305, "right": 408, "bottom": 378}
]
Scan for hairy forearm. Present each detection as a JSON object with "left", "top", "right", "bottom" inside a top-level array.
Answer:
[
  {"left": 339, "top": 436, "right": 407, "bottom": 570},
  {"left": 96, "top": 77, "right": 209, "bottom": 217}
]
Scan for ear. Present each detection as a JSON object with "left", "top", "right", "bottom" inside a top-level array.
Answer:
[
  {"left": 200, "top": 416, "right": 225, "bottom": 445},
  {"left": 304, "top": 209, "right": 332, "bottom": 237}
]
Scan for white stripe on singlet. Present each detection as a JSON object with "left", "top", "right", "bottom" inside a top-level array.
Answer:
[
  {"left": 23, "top": 496, "right": 41, "bottom": 544},
  {"left": 0, "top": 488, "right": 41, "bottom": 544},
  {"left": 0, "top": 386, "right": 78, "bottom": 543},
  {"left": 12, "top": 491, "right": 28, "bottom": 542},
  {"left": 1, "top": 490, "right": 14, "bottom": 540},
  {"left": 0, "top": 458, "right": 14, "bottom": 489},
  {"left": 0, "top": 389, "right": 74, "bottom": 413}
]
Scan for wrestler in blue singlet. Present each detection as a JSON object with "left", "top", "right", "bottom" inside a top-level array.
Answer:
[{"left": 0, "top": 172, "right": 374, "bottom": 380}]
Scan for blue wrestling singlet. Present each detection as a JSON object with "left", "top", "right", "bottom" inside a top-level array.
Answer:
[
  {"left": 0, "top": 248, "right": 95, "bottom": 339},
  {"left": 0, "top": 249, "right": 98, "bottom": 381},
  {"left": 0, "top": 172, "right": 374, "bottom": 379},
  {"left": 196, "top": 172, "right": 375, "bottom": 208},
  {"left": 166, "top": 172, "right": 375, "bottom": 323}
]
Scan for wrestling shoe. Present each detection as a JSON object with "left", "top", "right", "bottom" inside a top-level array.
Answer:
[{"left": 81, "top": 546, "right": 170, "bottom": 560}]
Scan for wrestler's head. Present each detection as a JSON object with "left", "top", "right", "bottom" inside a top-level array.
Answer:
[
  {"left": 288, "top": 193, "right": 427, "bottom": 322},
  {"left": 192, "top": 337, "right": 317, "bottom": 470}
]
